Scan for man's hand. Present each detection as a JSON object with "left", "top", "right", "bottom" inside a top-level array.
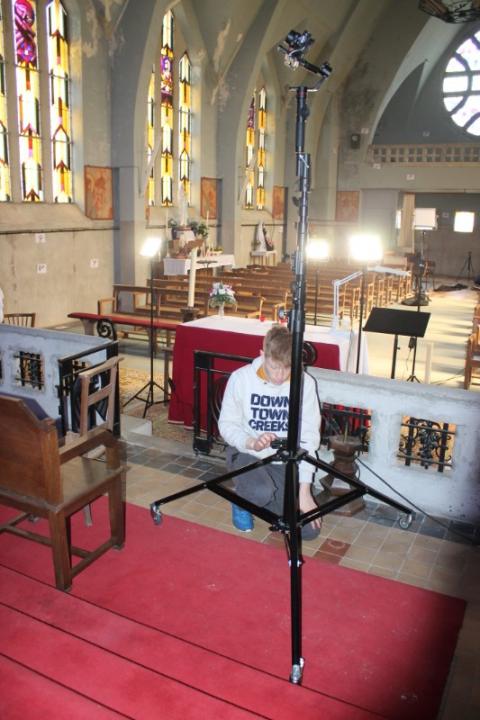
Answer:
[
  {"left": 299, "top": 484, "right": 322, "bottom": 531},
  {"left": 246, "top": 432, "right": 277, "bottom": 452}
]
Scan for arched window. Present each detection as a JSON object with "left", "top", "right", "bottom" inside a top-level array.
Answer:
[
  {"left": 256, "top": 87, "right": 266, "bottom": 210},
  {"left": 144, "top": 12, "right": 194, "bottom": 209},
  {"left": 1, "top": 0, "right": 73, "bottom": 203},
  {"left": 443, "top": 30, "right": 480, "bottom": 136},
  {"left": 46, "top": 0, "right": 72, "bottom": 202},
  {"left": 146, "top": 65, "right": 155, "bottom": 206},
  {"left": 244, "top": 87, "right": 267, "bottom": 209},
  {"left": 245, "top": 94, "right": 255, "bottom": 208},
  {"left": 160, "top": 9, "right": 174, "bottom": 206},
  {"left": 178, "top": 51, "right": 191, "bottom": 204}
]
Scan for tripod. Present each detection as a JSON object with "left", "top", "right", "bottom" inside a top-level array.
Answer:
[
  {"left": 123, "top": 258, "right": 167, "bottom": 418},
  {"left": 456, "top": 251, "right": 476, "bottom": 281},
  {"left": 150, "top": 35, "right": 412, "bottom": 685},
  {"left": 406, "top": 291, "right": 422, "bottom": 383}
]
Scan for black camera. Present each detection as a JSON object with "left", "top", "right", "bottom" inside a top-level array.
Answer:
[{"left": 285, "top": 30, "right": 314, "bottom": 56}]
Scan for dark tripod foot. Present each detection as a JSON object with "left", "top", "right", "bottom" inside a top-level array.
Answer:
[
  {"left": 150, "top": 501, "right": 163, "bottom": 525},
  {"left": 290, "top": 657, "right": 304, "bottom": 684}
]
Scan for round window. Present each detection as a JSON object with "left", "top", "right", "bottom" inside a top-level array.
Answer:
[{"left": 443, "top": 31, "right": 480, "bottom": 136}]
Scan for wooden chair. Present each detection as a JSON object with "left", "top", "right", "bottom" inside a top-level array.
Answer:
[
  {"left": 75, "top": 356, "right": 120, "bottom": 435},
  {"left": 0, "top": 395, "right": 125, "bottom": 590},
  {"left": 3, "top": 312, "right": 36, "bottom": 327},
  {"left": 464, "top": 333, "right": 480, "bottom": 390}
]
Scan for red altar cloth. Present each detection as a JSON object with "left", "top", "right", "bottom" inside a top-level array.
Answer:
[{"left": 168, "top": 321, "right": 341, "bottom": 428}]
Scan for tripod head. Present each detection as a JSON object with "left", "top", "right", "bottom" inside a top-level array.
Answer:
[{"left": 277, "top": 30, "right": 332, "bottom": 84}]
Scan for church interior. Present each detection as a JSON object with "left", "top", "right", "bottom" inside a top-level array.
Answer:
[{"left": 1, "top": 1, "right": 480, "bottom": 718}]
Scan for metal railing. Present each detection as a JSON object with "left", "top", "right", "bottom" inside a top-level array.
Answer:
[{"left": 57, "top": 341, "right": 119, "bottom": 437}]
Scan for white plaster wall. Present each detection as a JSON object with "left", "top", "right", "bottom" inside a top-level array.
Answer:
[
  {"left": 0, "top": 220, "right": 114, "bottom": 327},
  {"left": 309, "top": 366, "right": 480, "bottom": 523},
  {"left": 0, "top": 325, "right": 111, "bottom": 419}
]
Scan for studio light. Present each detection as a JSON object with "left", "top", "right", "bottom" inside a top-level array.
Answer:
[
  {"left": 306, "top": 238, "right": 330, "bottom": 261},
  {"left": 348, "top": 233, "right": 382, "bottom": 374},
  {"left": 348, "top": 233, "right": 383, "bottom": 264},
  {"left": 413, "top": 208, "right": 437, "bottom": 231},
  {"left": 454, "top": 211, "right": 475, "bottom": 233},
  {"left": 140, "top": 236, "right": 162, "bottom": 258}
]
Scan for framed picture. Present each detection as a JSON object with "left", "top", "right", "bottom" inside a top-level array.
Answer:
[
  {"left": 201, "top": 177, "right": 220, "bottom": 220},
  {"left": 335, "top": 191, "right": 359, "bottom": 223},
  {"left": 85, "top": 166, "right": 113, "bottom": 220},
  {"left": 272, "top": 186, "right": 286, "bottom": 220}
]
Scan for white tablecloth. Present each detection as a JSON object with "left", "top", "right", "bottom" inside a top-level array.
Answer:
[
  {"left": 163, "top": 254, "right": 235, "bottom": 276},
  {"left": 184, "top": 316, "right": 368, "bottom": 374}
]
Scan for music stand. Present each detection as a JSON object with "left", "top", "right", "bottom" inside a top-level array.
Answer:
[{"left": 364, "top": 307, "right": 430, "bottom": 379}]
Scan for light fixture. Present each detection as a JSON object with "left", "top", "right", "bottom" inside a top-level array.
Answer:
[
  {"left": 348, "top": 233, "right": 383, "bottom": 264},
  {"left": 306, "top": 238, "right": 330, "bottom": 261},
  {"left": 140, "top": 236, "right": 162, "bottom": 258},
  {"left": 454, "top": 211, "right": 475, "bottom": 233},
  {"left": 413, "top": 208, "right": 437, "bottom": 231}
]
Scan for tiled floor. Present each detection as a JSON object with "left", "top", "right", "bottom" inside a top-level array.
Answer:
[{"left": 115, "top": 281, "right": 480, "bottom": 720}]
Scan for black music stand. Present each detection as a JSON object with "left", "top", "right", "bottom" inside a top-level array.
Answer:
[{"left": 364, "top": 307, "right": 430, "bottom": 380}]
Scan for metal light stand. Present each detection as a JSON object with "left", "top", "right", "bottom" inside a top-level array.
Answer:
[
  {"left": 355, "top": 268, "right": 366, "bottom": 374},
  {"left": 406, "top": 289, "right": 422, "bottom": 383},
  {"left": 149, "top": 33, "right": 413, "bottom": 685},
  {"left": 122, "top": 258, "right": 167, "bottom": 418},
  {"left": 313, "top": 265, "right": 319, "bottom": 325}
]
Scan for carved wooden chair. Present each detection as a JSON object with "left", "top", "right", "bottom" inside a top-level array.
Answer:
[
  {"left": 3, "top": 312, "right": 36, "bottom": 327},
  {"left": 0, "top": 395, "right": 125, "bottom": 590}
]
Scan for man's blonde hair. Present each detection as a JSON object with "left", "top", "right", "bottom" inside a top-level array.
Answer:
[{"left": 263, "top": 324, "right": 292, "bottom": 366}]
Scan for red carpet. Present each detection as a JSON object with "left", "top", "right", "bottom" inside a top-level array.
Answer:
[{"left": 0, "top": 501, "right": 465, "bottom": 719}]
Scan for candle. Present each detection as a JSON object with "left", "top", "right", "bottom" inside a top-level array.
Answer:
[{"left": 188, "top": 246, "right": 197, "bottom": 307}]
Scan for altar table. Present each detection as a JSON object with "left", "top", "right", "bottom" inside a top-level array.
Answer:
[
  {"left": 168, "top": 316, "right": 367, "bottom": 428},
  {"left": 163, "top": 254, "right": 235, "bottom": 276}
]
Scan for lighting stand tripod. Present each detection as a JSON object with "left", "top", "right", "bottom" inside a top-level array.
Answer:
[
  {"left": 456, "top": 251, "right": 476, "bottom": 282},
  {"left": 150, "top": 32, "right": 413, "bottom": 685},
  {"left": 123, "top": 258, "right": 167, "bottom": 418}
]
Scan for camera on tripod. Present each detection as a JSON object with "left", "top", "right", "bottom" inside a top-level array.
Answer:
[{"left": 285, "top": 30, "right": 314, "bottom": 56}]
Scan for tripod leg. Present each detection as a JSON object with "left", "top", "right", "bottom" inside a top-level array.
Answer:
[{"left": 284, "top": 458, "right": 304, "bottom": 684}]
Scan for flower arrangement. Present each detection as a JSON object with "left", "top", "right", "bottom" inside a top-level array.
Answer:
[{"left": 208, "top": 282, "right": 236, "bottom": 308}]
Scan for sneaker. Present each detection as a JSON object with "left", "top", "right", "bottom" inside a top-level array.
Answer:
[{"left": 231, "top": 503, "right": 254, "bottom": 532}]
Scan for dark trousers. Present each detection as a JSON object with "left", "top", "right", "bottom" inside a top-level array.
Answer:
[{"left": 225, "top": 446, "right": 320, "bottom": 540}]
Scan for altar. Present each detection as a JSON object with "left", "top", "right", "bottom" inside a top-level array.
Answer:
[
  {"left": 163, "top": 254, "right": 235, "bottom": 276},
  {"left": 168, "top": 316, "right": 368, "bottom": 428}
]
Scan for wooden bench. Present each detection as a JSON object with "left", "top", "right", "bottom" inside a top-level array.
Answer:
[{"left": 0, "top": 395, "right": 126, "bottom": 591}]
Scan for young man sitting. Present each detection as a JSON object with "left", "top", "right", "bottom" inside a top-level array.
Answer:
[{"left": 218, "top": 324, "right": 322, "bottom": 540}]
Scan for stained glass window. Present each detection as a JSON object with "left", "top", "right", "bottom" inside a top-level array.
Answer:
[
  {"left": 178, "top": 52, "right": 191, "bottom": 204},
  {"left": 245, "top": 95, "right": 255, "bottom": 207},
  {"left": 160, "top": 10, "right": 174, "bottom": 206},
  {"left": 13, "top": 0, "right": 43, "bottom": 200},
  {"left": 46, "top": 0, "right": 72, "bottom": 202},
  {"left": 256, "top": 87, "right": 266, "bottom": 210},
  {"left": 443, "top": 30, "right": 480, "bottom": 136},
  {"left": 146, "top": 66, "right": 155, "bottom": 206},
  {"left": 245, "top": 88, "right": 268, "bottom": 209},
  {"left": 0, "top": 3, "right": 11, "bottom": 200}
]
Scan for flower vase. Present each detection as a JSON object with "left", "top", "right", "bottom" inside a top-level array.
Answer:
[{"left": 218, "top": 303, "right": 225, "bottom": 318}]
